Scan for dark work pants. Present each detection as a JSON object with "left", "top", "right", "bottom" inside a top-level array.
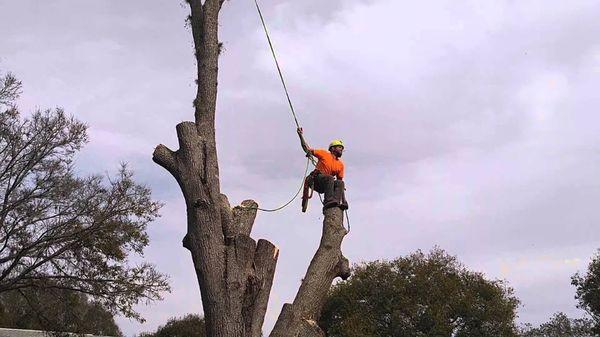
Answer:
[{"left": 312, "top": 172, "right": 348, "bottom": 209}]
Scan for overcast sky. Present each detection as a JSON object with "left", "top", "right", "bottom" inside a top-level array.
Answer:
[{"left": 2, "top": 0, "right": 600, "bottom": 335}]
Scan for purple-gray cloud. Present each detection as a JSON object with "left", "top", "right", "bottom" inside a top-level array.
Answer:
[{"left": 2, "top": 0, "right": 600, "bottom": 335}]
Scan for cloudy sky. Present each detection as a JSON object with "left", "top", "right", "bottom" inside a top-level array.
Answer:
[{"left": 2, "top": 0, "right": 600, "bottom": 335}]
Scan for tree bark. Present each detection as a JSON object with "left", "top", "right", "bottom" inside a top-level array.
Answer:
[
  {"left": 270, "top": 208, "right": 350, "bottom": 337},
  {"left": 153, "top": 2, "right": 350, "bottom": 336}
]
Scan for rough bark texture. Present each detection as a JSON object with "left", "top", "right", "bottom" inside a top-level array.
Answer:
[
  {"left": 153, "top": 1, "right": 349, "bottom": 336},
  {"left": 270, "top": 208, "right": 350, "bottom": 337}
]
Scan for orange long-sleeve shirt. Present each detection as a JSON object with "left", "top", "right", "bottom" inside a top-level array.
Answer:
[{"left": 312, "top": 149, "right": 345, "bottom": 179}]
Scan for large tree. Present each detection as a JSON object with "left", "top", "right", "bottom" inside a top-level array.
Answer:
[
  {"left": 0, "top": 286, "right": 124, "bottom": 336},
  {"left": 0, "top": 71, "right": 169, "bottom": 321},
  {"left": 519, "top": 312, "right": 593, "bottom": 337},
  {"left": 137, "top": 314, "right": 206, "bottom": 337},
  {"left": 152, "top": 1, "right": 349, "bottom": 337},
  {"left": 320, "top": 248, "right": 520, "bottom": 337},
  {"left": 572, "top": 250, "right": 600, "bottom": 335}
]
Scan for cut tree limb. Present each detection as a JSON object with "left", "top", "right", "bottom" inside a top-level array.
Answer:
[{"left": 270, "top": 207, "right": 349, "bottom": 337}]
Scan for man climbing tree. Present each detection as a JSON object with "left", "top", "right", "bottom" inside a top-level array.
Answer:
[
  {"left": 298, "top": 128, "right": 348, "bottom": 211},
  {"left": 152, "top": 1, "right": 350, "bottom": 336}
]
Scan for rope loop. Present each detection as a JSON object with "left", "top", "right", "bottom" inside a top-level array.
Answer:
[{"left": 244, "top": 157, "right": 311, "bottom": 212}]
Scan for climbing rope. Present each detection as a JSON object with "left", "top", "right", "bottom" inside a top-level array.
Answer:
[
  {"left": 344, "top": 210, "right": 351, "bottom": 232},
  {"left": 250, "top": 0, "right": 352, "bottom": 230},
  {"left": 253, "top": 157, "right": 311, "bottom": 212},
  {"left": 254, "top": 0, "right": 316, "bottom": 168},
  {"left": 255, "top": 0, "right": 318, "bottom": 162},
  {"left": 245, "top": 0, "right": 316, "bottom": 213},
  {"left": 254, "top": 0, "right": 300, "bottom": 129}
]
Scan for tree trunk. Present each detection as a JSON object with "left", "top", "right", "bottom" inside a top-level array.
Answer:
[
  {"left": 153, "top": 1, "right": 349, "bottom": 336},
  {"left": 270, "top": 208, "right": 350, "bottom": 337}
]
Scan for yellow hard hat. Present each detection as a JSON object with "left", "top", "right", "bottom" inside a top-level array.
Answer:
[{"left": 329, "top": 139, "right": 344, "bottom": 149}]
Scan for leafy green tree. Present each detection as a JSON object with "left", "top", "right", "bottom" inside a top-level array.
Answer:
[
  {"left": 0, "top": 286, "right": 123, "bottom": 336},
  {"left": 519, "top": 312, "right": 593, "bottom": 337},
  {"left": 320, "top": 248, "right": 520, "bottom": 337},
  {"left": 0, "top": 71, "right": 169, "bottom": 322},
  {"left": 138, "top": 314, "right": 206, "bottom": 337},
  {"left": 572, "top": 250, "right": 600, "bottom": 334}
]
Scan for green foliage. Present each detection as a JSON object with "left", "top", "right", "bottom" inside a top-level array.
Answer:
[
  {"left": 572, "top": 250, "right": 600, "bottom": 334},
  {"left": 519, "top": 312, "right": 593, "bottom": 337},
  {"left": 0, "top": 71, "right": 170, "bottom": 321},
  {"left": 138, "top": 314, "right": 206, "bottom": 337},
  {"left": 0, "top": 287, "right": 123, "bottom": 336},
  {"left": 320, "top": 248, "right": 520, "bottom": 337}
]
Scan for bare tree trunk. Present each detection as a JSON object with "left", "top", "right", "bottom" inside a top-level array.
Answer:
[{"left": 153, "top": 1, "right": 349, "bottom": 336}]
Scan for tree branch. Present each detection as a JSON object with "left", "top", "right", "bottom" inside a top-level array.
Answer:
[
  {"left": 232, "top": 200, "right": 258, "bottom": 237},
  {"left": 244, "top": 239, "right": 279, "bottom": 337},
  {"left": 188, "top": 0, "right": 220, "bottom": 132},
  {"left": 220, "top": 194, "right": 234, "bottom": 240},
  {"left": 298, "top": 320, "right": 325, "bottom": 337},
  {"left": 176, "top": 122, "right": 203, "bottom": 156},
  {"left": 188, "top": 0, "right": 204, "bottom": 49},
  {"left": 270, "top": 208, "right": 349, "bottom": 337},
  {"left": 152, "top": 144, "right": 178, "bottom": 177}
]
